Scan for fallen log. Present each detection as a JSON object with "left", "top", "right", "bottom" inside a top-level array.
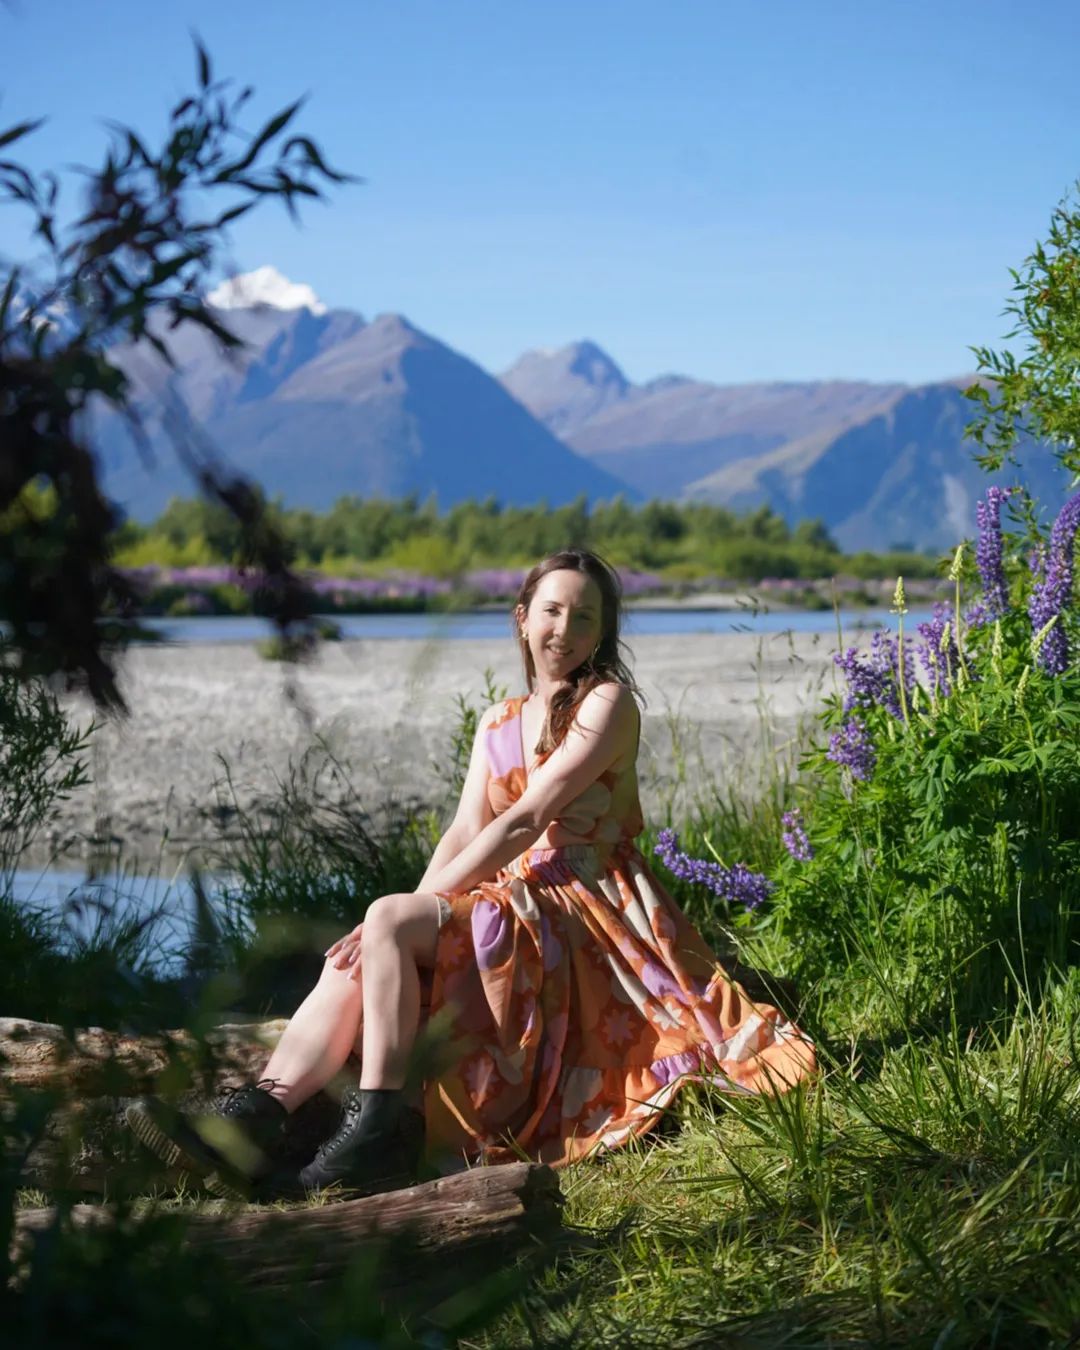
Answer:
[
  {"left": 13, "top": 1161, "right": 565, "bottom": 1298},
  {"left": 0, "top": 1016, "right": 287, "bottom": 1095}
]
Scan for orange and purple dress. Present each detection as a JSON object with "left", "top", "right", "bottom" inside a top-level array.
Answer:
[{"left": 424, "top": 695, "right": 813, "bottom": 1169}]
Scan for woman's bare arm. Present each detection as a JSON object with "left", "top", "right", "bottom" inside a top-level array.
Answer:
[
  {"left": 423, "top": 683, "right": 638, "bottom": 897},
  {"left": 416, "top": 703, "right": 498, "bottom": 888}
]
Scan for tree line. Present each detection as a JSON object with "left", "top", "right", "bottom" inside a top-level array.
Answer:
[{"left": 112, "top": 492, "right": 942, "bottom": 581}]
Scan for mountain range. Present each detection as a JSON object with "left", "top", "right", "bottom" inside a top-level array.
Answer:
[{"left": 90, "top": 267, "right": 1068, "bottom": 551}]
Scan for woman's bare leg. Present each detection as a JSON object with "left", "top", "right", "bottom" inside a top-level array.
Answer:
[
  {"left": 258, "top": 957, "right": 366, "bottom": 1112},
  {"left": 358, "top": 892, "right": 441, "bottom": 1090}
]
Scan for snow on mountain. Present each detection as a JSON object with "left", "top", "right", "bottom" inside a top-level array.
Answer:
[{"left": 206, "top": 265, "right": 327, "bottom": 315}]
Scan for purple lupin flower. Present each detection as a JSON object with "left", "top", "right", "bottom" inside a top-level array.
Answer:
[
  {"left": 916, "top": 601, "right": 960, "bottom": 698},
  {"left": 826, "top": 716, "right": 877, "bottom": 782},
  {"left": 653, "top": 829, "right": 774, "bottom": 911},
  {"left": 834, "top": 633, "right": 913, "bottom": 721},
  {"left": 972, "top": 486, "right": 1015, "bottom": 625},
  {"left": 781, "top": 809, "right": 814, "bottom": 862},
  {"left": 964, "top": 600, "right": 989, "bottom": 630},
  {"left": 1028, "top": 491, "right": 1080, "bottom": 675},
  {"left": 870, "top": 630, "right": 915, "bottom": 720},
  {"left": 833, "top": 646, "right": 887, "bottom": 713}
]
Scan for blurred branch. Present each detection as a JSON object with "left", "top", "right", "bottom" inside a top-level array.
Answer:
[{"left": 0, "top": 38, "right": 357, "bottom": 707}]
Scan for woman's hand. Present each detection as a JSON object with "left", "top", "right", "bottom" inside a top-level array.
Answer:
[{"left": 326, "top": 922, "right": 364, "bottom": 978}]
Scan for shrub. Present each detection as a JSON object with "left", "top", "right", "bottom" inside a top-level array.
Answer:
[
  {"left": 0, "top": 650, "right": 92, "bottom": 889},
  {"left": 762, "top": 491, "right": 1080, "bottom": 1020}
]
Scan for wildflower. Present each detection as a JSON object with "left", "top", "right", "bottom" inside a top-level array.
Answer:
[
  {"left": 916, "top": 602, "right": 959, "bottom": 698},
  {"left": 1015, "top": 664, "right": 1030, "bottom": 709},
  {"left": 991, "top": 620, "right": 1004, "bottom": 679},
  {"left": 972, "top": 486, "right": 1015, "bottom": 624},
  {"left": 1031, "top": 614, "right": 1059, "bottom": 663},
  {"left": 948, "top": 542, "right": 965, "bottom": 583},
  {"left": 826, "top": 716, "right": 877, "bottom": 783},
  {"left": 1028, "top": 490, "right": 1080, "bottom": 675},
  {"left": 892, "top": 576, "right": 907, "bottom": 614},
  {"left": 834, "top": 632, "right": 914, "bottom": 721},
  {"left": 653, "top": 829, "right": 774, "bottom": 911},
  {"left": 781, "top": 809, "right": 814, "bottom": 862},
  {"left": 721, "top": 863, "right": 774, "bottom": 911}
]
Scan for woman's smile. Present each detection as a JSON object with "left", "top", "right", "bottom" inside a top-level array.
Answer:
[{"left": 520, "top": 569, "right": 603, "bottom": 682}]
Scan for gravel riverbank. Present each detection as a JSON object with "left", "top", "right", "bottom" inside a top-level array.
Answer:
[{"left": 48, "top": 631, "right": 842, "bottom": 864}]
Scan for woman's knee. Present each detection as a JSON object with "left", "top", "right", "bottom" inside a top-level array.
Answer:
[
  {"left": 360, "top": 892, "right": 437, "bottom": 966},
  {"left": 361, "top": 893, "right": 411, "bottom": 945}
]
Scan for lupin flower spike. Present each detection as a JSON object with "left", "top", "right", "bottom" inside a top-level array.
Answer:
[
  {"left": 939, "top": 620, "right": 952, "bottom": 654},
  {"left": 1015, "top": 664, "right": 1030, "bottom": 709},
  {"left": 948, "top": 543, "right": 965, "bottom": 583},
  {"left": 1032, "top": 614, "right": 1059, "bottom": 661},
  {"left": 892, "top": 576, "right": 907, "bottom": 614},
  {"left": 956, "top": 663, "right": 969, "bottom": 693},
  {"left": 992, "top": 621, "right": 1004, "bottom": 677}
]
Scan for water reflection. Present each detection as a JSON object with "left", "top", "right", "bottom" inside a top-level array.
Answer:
[{"left": 10, "top": 865, "right": 236, "bottom": 975}]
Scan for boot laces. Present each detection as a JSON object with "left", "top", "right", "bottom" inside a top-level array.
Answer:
[
  {"left": 218, "top": 1079, "right": 282, "bottom": 1117},
  {"left": 314, "top": 1088, "right": 364, "bottom": 1161}
]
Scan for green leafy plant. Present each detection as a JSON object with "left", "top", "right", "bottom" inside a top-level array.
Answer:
[
  {"left": 0, "top": 649, "right": 92, "bottom": 889},
  {"left": 763, "top": 507, "right": 1080, "bottom": 1020},
  {"left": 967, "top": 181, "right": 1080, "bottom": 485}
]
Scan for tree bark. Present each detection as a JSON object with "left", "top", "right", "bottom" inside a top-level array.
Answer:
[
  {"left": 0, "top": 1016, "right": 288, "bottom": 1096},
  {"left": 13, "top": 1161, "right": 565, "bottom": 1297}
]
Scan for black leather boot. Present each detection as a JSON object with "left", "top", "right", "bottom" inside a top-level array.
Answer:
[
  {"left": 298, "top": 1087, "right": 426, "bottom": 1196},
  {"left": 125, "top": 1081, "right": 288, "bottom": 1199}
]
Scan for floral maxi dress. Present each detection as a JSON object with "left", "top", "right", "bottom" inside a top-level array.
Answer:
[{"left": 424, "top": 696, "right": 814, "bottom": 1169}]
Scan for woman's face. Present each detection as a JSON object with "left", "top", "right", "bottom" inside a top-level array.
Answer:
[{"left": 519, "top": 569, "right": 604, "bottom": 682}]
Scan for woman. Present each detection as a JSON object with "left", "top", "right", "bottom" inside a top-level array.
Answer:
[{"left": 127, "top": 549, "right": 814, "bottom": 1198}]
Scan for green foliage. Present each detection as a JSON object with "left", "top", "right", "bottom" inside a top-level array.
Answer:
[
  {"left": 0, "top": 653, "right": 92, "bottom": 888},
  {"left": 202, "top": 745, "right": 433, "bottom": 1014},
  {"left": 766, "top": 611, "right": 1080, "bottom": 1018},
  {"left": 967, "top": 181, "right": 1080, "bottom": 484},
  {"left": 119, "top": 492, "right": 943, "bottom": 583},
  {"left": 483, "top": 989, "right": 1080, "bottom": 1349}
]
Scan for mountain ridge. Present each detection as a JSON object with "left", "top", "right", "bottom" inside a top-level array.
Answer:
[
  {"left": 94, "top": 297, "right": 630, "bottom": 519},
  {"left": 89, "top": 269, "right": 1069, "bottom": 549}
]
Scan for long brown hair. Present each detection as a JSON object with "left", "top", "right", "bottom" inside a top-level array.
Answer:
[{"left": 514, "top": 548, "right": 643, "bottom": 755}]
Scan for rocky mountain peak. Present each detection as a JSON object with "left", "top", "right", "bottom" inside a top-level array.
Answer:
[{"left": 500, "top": 340, "right": 630, "bottom": 436}]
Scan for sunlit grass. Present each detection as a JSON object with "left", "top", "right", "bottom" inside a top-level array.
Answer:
[{"left": 478, "top": 985, "right": 1080, "bottom": 1349}]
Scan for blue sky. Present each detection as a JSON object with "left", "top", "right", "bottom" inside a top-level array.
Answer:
[{"left": 2, "top": 0, "right": 1079, "bottom": 385}]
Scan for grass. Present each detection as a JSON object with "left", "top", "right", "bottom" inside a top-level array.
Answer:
[{"left": 477, "top": 982, "right": 1080, "bottom": 1349}]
